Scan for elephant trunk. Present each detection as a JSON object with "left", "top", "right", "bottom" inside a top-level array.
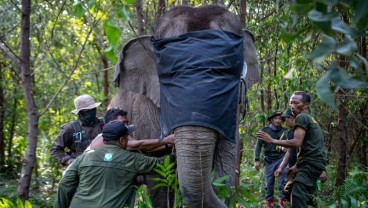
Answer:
[{"left": 174, "top": 126, "right": 226, "bottom": 208}]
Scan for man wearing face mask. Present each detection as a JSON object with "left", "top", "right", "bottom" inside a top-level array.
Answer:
[{"left": 50, "top": 94, "right": 104, "bottom": 166}]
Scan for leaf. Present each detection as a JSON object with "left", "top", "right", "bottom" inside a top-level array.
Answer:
[
  {"left": 255, "top": 113, "right": 266, "bottom": 123},
  {"left": 103, "top": 20, "right": 120, "bottom": 46},
  {"left": 350, "top": 197, "right": 358, "bottom": 208},
  {"left": 164, "top": 156, "right": 171, "bottom": 167},
  {"left": 352, "top": 0, "right": 368, "bottom": 25},
  {"left": 156, "top": 163, "right": 166, "bottom": 171},
  {"left": 329, "top": 65, "right": 368, "bottom": 89},
  {"left": 305, "top": 34, "right": 336, "bottom": 61},
  {"left": 103, "top": 46, "right": 117, "bottom": 63},
  {"left": 234, "top": 194, "right": 249, "bottom": 206},
  {"left": 152, "top": 183, "right": 168, "bottom": 190},
  {"left": 149, "top": 178, "right": 166, "bottom": 183},
  {"left": 336, "top": 36, "right": 357, "bottom": 56},
  {"left": 213, "top": 175, "right": 230, "bottom": 184},
  {"left": 153, "top": 168, "right": 166, "bottom": 178},
  {"left": 291, "top": 3, "right": 314, "bottom": 17},
  {"left": 355, "top": 54, "right": 368, "bottom": 75},
  {"left": 316, "top": 70, "right": 336, "bottom": 110},
  {"left": 238, "top": 188, "right": 258, "bottom": 203},
  {"left": 308, "top": 10, "right": 338, "bottom": 22},
  {"left": 0, "top": 198, "right": 16, "bottom": 208},
  {"left": 73, "top": 2, "right": 86, "bottom": 18},
  {"left": 280, "top": 30, "right": 295, "bottom": 43},
  {"left": 313, "top": 21, "right": 334, "bottom": 36},
  {"left": 331, "top": 18, "right": 357, "bottom": 36},
  {"left": 16, "top": 198, "right": 23, "bottom": 208},
  {"left": 340, "top": 199, "right": 349, "bottom": 208},
  {"left": 116, "top": 5, "right": 130, "bottom": 21},
  {"left": 24, "top": 201, "right": 32, "bottom": 208},
  {"left": 87, "top": 0, "right": 96, "bottom": 8},
  {"left": 125, "top": 0, "right": 136, "bottom": 4}
]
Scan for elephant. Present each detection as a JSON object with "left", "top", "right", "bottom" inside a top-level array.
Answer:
[{"left": 109, "top": 5, "right": 259, "bottom": 208}]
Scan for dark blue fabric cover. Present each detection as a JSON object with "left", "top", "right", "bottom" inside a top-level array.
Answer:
[{"left": 151, "top": 29, "right": 244, "bottom": 143}]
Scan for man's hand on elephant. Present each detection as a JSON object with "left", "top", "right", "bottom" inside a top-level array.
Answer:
[
  {"left": 255, "top": 161, "right": 261, "bottom": 171},
  {"left": 162, "top": 134, "right": 175, "bottom": 145},
  {"left": 256, "top": 131, "right": 274, "bottom": 144}
]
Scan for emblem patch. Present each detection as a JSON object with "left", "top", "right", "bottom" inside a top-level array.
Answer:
[{"left": 104, "top": 153, "right": 113, "bottom": 161}]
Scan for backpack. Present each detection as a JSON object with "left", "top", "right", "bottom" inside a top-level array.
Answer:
[{"left": 71, "top": 119, "right": 104, "bottom": 151}]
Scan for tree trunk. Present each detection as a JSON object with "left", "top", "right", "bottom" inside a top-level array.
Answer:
[
  {"left": 17, "top": 0, "right": 40, "bottom": 201},
  {"left": 155, "top": 0, "right": 166, "bottom": 24},
  {"left": 8, "top": 87, "right": 18, "bottom": 161},
  {"left": 335, "top": 92, "right": 348, "bottom": 186},
  {"left": 240, "top": 0, "right": 246, "bottom": 28},
  {"left": 135, "top": 0, "right": 144, "bottom": 36},
  {"left": 103, "top": 57, "right": 109, "bottom": 111},
  {"left": 0, "top": 66, "right": 5, "bottom": 173},
  {"left": 234, "top": 0, "right": 247, "bottom": 192}
]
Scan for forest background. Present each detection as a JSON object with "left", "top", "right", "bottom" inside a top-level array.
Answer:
[{"left": 0, "top": 0, "right": 367, "bottom": 207}]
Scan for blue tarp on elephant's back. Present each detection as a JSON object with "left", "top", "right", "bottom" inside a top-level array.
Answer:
[{"left": 151, "top": 29, "right": 244, "bottom": 143}]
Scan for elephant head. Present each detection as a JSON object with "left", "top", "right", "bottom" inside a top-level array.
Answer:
[{"left": 110, "top": 5, "right": 259, "bottom": 207}]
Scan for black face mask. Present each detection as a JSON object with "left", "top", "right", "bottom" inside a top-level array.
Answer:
[{"left": 78, "top": 108, "right": 97, "bottom": 126}]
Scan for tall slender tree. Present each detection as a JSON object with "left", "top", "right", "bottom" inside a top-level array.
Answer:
[
  {"left": 17, "top": 0, "right": 39, "bottom": 201},
  {"left": 0, "top": 66, "right": 5, "bottom": 173},
  {"left": 135, "top": 0, "right": 144, "bottom": 36}
]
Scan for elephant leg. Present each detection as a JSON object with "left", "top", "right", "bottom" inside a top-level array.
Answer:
[
  {"left": 213, "top": 135, "right": 236, "bottom": 204},
  {"left": 174, "top": 126, "right": 226, "bottom": 208}
]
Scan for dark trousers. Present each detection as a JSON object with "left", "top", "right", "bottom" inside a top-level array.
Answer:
[{"left": 288, "top": 164, "right": 323, "bottom": 208}]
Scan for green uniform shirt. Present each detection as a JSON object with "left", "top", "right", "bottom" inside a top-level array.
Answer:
[
  {"left": 294, "top": 112, "right": 326, "bottom": 170},
  {"left": 254, "top": 126, "right": 286, "bottom": 162},
  {"left": 54, "top": 144, "right": 166, "bottom": 208}
]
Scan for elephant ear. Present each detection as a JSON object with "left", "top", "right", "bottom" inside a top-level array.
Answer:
[
  {"left": 113, "top": 36, "right": 160, "bottom": 107},
  {"left": 242, "top": 29, "right": 260, "bottom": 88}
]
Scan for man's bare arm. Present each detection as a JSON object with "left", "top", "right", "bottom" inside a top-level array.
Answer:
[
  {"left": 127, "top": 134, "right": 174, "bottom": 152},
  {"left": 256, "top": 127, "right": 305, "bottom": 148}
]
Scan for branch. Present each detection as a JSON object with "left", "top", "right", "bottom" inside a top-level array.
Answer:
[
  {"left": 38, "top": 4, "right": 114, "bottom": 117},
  {"left": 10, "top": 0, "right": 22, "bottom": 14},
  {"left": 0, "top": 41, "right": 21, "bottom": 70}
]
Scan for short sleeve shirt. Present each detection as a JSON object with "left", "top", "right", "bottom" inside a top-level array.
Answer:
[{"left": 294, "top": 112, "right": 326, "bottom": 170}]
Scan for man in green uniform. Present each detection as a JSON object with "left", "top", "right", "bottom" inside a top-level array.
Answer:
[
  {"left": 54, "top": 121, "right": 171, "bottom": 208},
  {"left": 257, "top": 91, "right": 326, "bottom": 208}
]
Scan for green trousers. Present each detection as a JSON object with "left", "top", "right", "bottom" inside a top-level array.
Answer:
[{"left": 289, "top": 164, "right": 323, "bottom": 208}]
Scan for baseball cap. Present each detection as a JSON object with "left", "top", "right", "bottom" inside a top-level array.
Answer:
[
  {"left": 102, "top": 121, "right": 136, "bottom": 141},
  {"left": 281, "top": 108, "right": 293, "bottom": 118}
]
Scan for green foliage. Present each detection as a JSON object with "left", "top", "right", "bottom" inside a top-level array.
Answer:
[
  {"left": 150, "top": 156, "right": 181, "bottom": 207},
  {"left": 332, "top": 167, "right": 368, "bottom": 207},
  {"left": 134, "top": 185, "right": 153, "bottom": 208},
  {"left": 286, "top": 0, "right": 368, "bottom": 109},
  {"left": 151, "top": 156, "right": 178, "bottom": 191},
  {"left": 211, "top": 173, "right": 258, "bottom": 207},
  {"left": 0, "top": 197, "right": 32, "bottom": 208}
]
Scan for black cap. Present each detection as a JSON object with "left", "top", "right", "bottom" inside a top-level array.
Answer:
[
  {"left": 102, "top": 121, "right": 136, "bottom": 141},
  {"left": 267, "top": 111, "right": 283, "bottom": 121},
  {"left": 281, "top": 108, "right": 293, "bottom": 118}
]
